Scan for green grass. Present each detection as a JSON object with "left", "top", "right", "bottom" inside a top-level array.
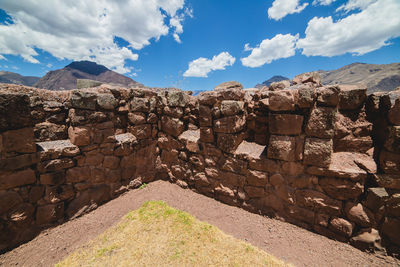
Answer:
[{"left": 56, "top": 201, "right": 291, "bottom": 267}]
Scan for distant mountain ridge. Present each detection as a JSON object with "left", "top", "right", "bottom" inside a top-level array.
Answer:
[
  {"left": 318, "top": 62, "right": 400, "bottom": 93},
  {"left": 34, "top": 61, "right": 139, "bottom": 90},
  {"left": 255, "top": 75, "right": 289, "bottom": 88},
  {"left": 0, "top": 71, "right": 40, "bottom": 86}
]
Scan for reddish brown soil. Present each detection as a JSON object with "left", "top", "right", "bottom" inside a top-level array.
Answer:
[{"left": 1, "top": 180, "right": 399, "bottom": 267}]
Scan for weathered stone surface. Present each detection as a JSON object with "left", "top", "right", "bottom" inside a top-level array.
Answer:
[
  {"left": 306, "top": 107, "right": 336, "bottom": 138},
  {"left": 36, "top": 203, "right": 64, "bottom": 225},
  {"left": 70, "top": 91, "right": 97, "bottom": 110},
  {"left": 221, "top": 157, "right": 247, "bottom": 174},
  {"left": 178, "top": 130, "right": 200, "bottom": 153},
  {"left": 38, "top": 158, "right": 74, "bottom": 173},
  {"left": 97, "top": 94, "right": 118, "bottom": 110},
  {"left": 167, "top": 91, "right": 190, "bottom": 107},
  {"left": 388, "top": 96, "right": 400, "bottom": 125},
  {"left": 297, "top": 84, "right": 316, "bottom": 108},
  {"left": 103, "top": 156, "right": 120, "bottom": 169},
  {"left": 381, "top": 217, "right": 400, "bottom": 246},
  {"left": 2, "top": 127, "right": 36, "bottom": 154},
  {"left": 270, "top": 173, "right": 284, "bottom": 187},
  {"left": 384, "top": 126, "right": 400, "bottom": 153},
  {"left": 0, "top": 191, "right": 22, "bottom": 215},
  {"left": 40, "top": 171, "right": 65, "bottom": 185},
  {"left": 268, "top": 135, "right": 296, "bottom": 161},
  {"left": 198, "top": 91, "right": 218, "bottom": 106},
  {"left": 220, "top": 171, "right": 246, "bottom": 187},
  {"left": 234, "top": 140, "right": 266, "bottom": 159},
  {"left": 217, "top": 133, "right": 244, "bottom": 154},
  {"left": 329, "top": 217, "right": 353, "bottom": 237},
  {"left": 296, "top": 189, "right": 341, "bottom": 215},
  {"left": 379, "top": 149, "right": 400, "bottom": 174},
  {"left": 130, "top": 97, "right": 149, "bottom": 112},
  {"left": 45, "top": 184, "right": 74, "bottom": 203},
  {"left": 320, "top": 177, "right": 363, "bottom": 200},
  {"left": 200, "top": 127, "right": 214, "bottom": 143},
  {"left": 68, "top": 126, "right": 90, "bottom": 146},
  {"left": 214, "top": 81, "right": 243, "bottom": 91},
  {"left": 269, "top": 90, "right": 296, "bottom": 111},
  {"left": 34, "top": 122, "right": 67, "bottom": 142},
  {"left": 338, "top": 84, "right": 367, "bottom": 110},
  {"left": 246, "top": 170, "right": 268, "bottom": 187},
  {"left": 66, "top": 185, "right": 110, "bottom": 218},
  {"left": 220, "top": 100, "right": 244, "bottom": 116},
  {"left": 128, "top": 112, "right": 146, "bottom": 125},
  {"left": 269, "top": 114, "right": 303, "bottom": 135},
  {"left": 317, "top": 86, "right": 339, "bottom": 106},
  {"left": 303, "top": 138, "right": 332, "bottom": 167},
  {"left": 8, "top": 203, "right": 34, "bottom": 226},
  {"left": 0, "top": 153, "right": 39, "bottom": 171},
  {"left": 364, "top": 187, "right": 389, "bottom": 212},
  {"left": 269, "top": 80, "right": 290, "bottom": 91},
  {"left": 386, "top": 194, "right": 400, "bottom": 217},
  {"left": 66, "top": 167, "right": 91, "bottom": 183},
  {"left": 37, "top": 140, "right": 80, "bottom": 159},
  {"left": 161, "top": 116, "right": 184, "bottom": 137},
  {"left": 293, "top": 72, "right": 321, "bottom": 86},
  {"left": 350, "top": 228, "right": 382, "bottom": 251},
  {"left": 129, "top": 124, "right": 151, "bottom": 140},
  {"left": 244, "top": 186, "right": 265, "bottom": 198},
  {"left": 0, "top": 169, "right": 36, "bottom": 190},
  {"left": 214, "top": 115, "right": 246, "bottom": 134},
  {"left": 344, "top": 202, "right": 374, "bottom": 227},
  {"left": 0, "top": 93, "right": 32, "bottom": 131}
]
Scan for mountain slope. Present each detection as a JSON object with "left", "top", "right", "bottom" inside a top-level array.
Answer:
[
  {"left": 319, "top": 62, "right": 400, "bottom": 93},
  {"left": 255, "top": 75, "right": 289, "bottom": 89},
  {"left": 0, "top": 71, "right": 40, "bottom": 86},
  {"left": 35, "top": 61, "right": 139, "bottom": 90}
]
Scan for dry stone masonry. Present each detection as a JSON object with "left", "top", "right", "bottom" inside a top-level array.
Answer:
[{"left": 0, "top": 74, "right": 399, "bottom": 257}]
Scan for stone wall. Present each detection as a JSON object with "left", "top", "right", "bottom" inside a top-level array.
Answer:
[{"left": 0, "top": 77, "right": 399, "bottom": 256}]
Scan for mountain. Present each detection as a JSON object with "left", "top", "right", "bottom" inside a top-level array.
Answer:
[
  {"left": 319, "top": 62, "right": 400, "bottom": 93},
  {"left": 0, "top": 71, "right": 40, "bottom": 86},
  {"left": 255, "top": 75, "right": 289, "bottom": 89},
  {"left": 35, "top": 61, "right": 139, "bottom": 90}
]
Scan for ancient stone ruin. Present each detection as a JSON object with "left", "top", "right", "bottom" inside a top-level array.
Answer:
[{"left": 0, "top": 73, "right": 399, "bottom": 256}]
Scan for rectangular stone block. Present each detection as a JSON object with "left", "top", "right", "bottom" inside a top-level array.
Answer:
[
  {"left": 269, "top": 90, "right": 297, "bottom": 111},
  {"left": 2, "top": 127, "right": 36, "bottom": 154},
  {"left": 305, "top": 107, "right": 335, "bottom": 138},
  {"left": 217, "top": 133, "right": 243, "bottom": 154},
  {"left": 303, "top": 138, "right": 333, "bottom": 167},
  {"left": 214, "top": 115, "right": 246, "bottom": 134},
  {"left": 268, "top": 135, "right": 296, "bottom": 161},
  {"left": 0, "top": 169, "right": 36, "bottom": 190},
  {"left": 338, "top": 84, "right": 367, "bottom": 110},
  {"left": 269, "top": 114, "right": 303, "bottom": 135}
]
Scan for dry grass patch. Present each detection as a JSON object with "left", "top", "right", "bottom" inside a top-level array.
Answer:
[{"left": 56, "top": 201, "right": 290, "bottom": 267}]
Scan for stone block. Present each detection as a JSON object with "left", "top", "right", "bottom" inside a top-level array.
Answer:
[
  {"left": 297, "top": 84, "right": 316, "bottom": 108},
  {"left": 269, "top": 114, "right": 303, "bottom": 135},
  {"left": 292, "top": 72, "right": 321, "bottom": 86},
  {"left": 70, "top": 91, "right": 97, "bottom": 110},
  {"left": 7, "top": 203, "right": 34, "bottom": 227},
  {"left": 0, "top": 153, "right": 39, "bottom": 171},
  {"left": 295, "top": 189, "right": 341, "bottom": 215},
  {"left": 303, "top": 138, "right": 332, "bottom": 167},
  {"left": 319, "top": 177, "right": 363, "bottom": 200},
  {"left": 129, "top": 124, "right": 152, "bottom": 140},
  {"left": 38, "top": 158, "right": 75, "bottom": 173},
  {"left": 0, "top": 93, "right": 32, "bottom": 131},
  {"left": 97, "top": 93, "right": 118, "bottom": 110},
  {"left": 379, "top": 149, "right": 400, "bottom": 174},
  {"left": 103, "top": 156, "right": 120, "bottom": 169},
  {"left": 200, "top": 127, "right": 214, "bottom": 143},
  {"left": 305, "top": 107, "right": 336, "bottom": 138},
  {"left": 338, "top": 84, "right": 367, "bottom": 110},
  {"left": 317, "top": 86, "right": 339, "bottom": 106},
  {"left": 384, "top": 126, "right": 400, "bottom": 153},
  {"left": 364, "top": 187, "right": 389, "bottom": 211},
  {"left": 34, "top": 122, "right": 67, "bottom": 142},
  {"left": 244, "top": 186, "right": 265, "bottom": 198},
  {"left": 178, "top": 130, "right": 200, "bottom": 153},
  {"left": 68, "top": 126, "right": 91, "bottom": 146},
  {"left": 220, "top": 100, "right": 244, "bottom": 116},
  {"left": 269, "top": 90, "right": 297, "bottom": 111},
  {"left": 329, "top": 217, "right": 353, "bottom": 237},
  {"left": 66, "top": 167, "right": 91, "bottom": 183},
  {"left": 217, "top": 133, "right": 243, "bottom": 154},
  {"left": 381, "top": 217, "right": 400, "bottom": 246},
  {"left": 214, "top": 115, "right": 246, "bottom": 134},
  {"left": 388, "top": 96, "right": 400, "bottom": 125},
  {"left": 2, "top": 127, "right": 36, "bottom": 154},
  {"left": 0, "top": 169, "right": 36, "bottom": 190},
  {"left": 221, "top": 157, "right": 247, "bottom": 175},
  {"left": 344, "top": 202, "right": 374, "bottom": 227},
  {"left": 246, "top": 170, "right": 268, "bottom": 187},
  {"left": 130, "top": 97, "right": 149, "bottom": 112},
  {"left": 0, "top": 191, "right": 22, "bottom": 215},
  {"left": 167, "top": 91, "right": 190, "bottom": 107},
  {"left": 268, "top": 135, "right": 296, "bottom": 161},
  {"left": 40, "top": 171, "right": 65, "bottom": 185},
  {"left": 161, "top": 116, "right": 184, "bottom": 137},
  {"left": 36, "top": 203, "right": 64, "bottom": 225},
  {"left": 128, "top": 112, "right": 146, "bottom": 125},
  {"left": 350, "top": 228, "right": 382, "bottom": 252}
]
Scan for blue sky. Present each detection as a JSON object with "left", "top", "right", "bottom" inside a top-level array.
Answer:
[{"left": 0, "top": 0, "right": 400, "bottom": 91}]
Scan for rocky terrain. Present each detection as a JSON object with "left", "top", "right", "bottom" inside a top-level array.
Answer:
[
  {"left": 0, "top": 73, "right": 399, "bottom": 259},
  {"left": 0, "top": 71, "right": 40, "bottom": 87},
  {"left": 255, "top": 75, "right": 289, "bottom": 89},
  {"left": 34, "top": 61, "right": 139, "bottom": 90},
  {"left": 318, "top": 62, "right": 400, "bottom": 93}
]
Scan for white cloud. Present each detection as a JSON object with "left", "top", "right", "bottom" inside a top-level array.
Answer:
[
  {"left": 241, "top": 34, "right": 299, "bottom": 68},
  {"left": 268, "top": 0, "right": 308, "bottom": 20},
  {"left": 297, "top": 0, "right": 400, "bottom": 57},
  {"left": 336, "top": 0, "right": 377, "bottom": 13},
  {"left": 312, "top": 0, "right": 336, "bottom": 5},
  {"left": 183, "top": 52, "right": 236, "bottom": 78},
  {"left": 0, "top": 0, "right": 190, "bottom": 73}
]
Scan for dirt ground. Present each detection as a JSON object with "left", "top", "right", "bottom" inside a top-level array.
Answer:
[{"left": 1, "top": 180, "right": 399, "bottom": 267}]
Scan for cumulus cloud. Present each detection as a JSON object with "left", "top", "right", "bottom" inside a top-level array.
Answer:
[
  {"left": 183, "top": 52, "right": 236, "bottom": 78},
  {"left": 297, "top": 0, "right": 400, "bottom": 57},
  {"left": 268, "top": 0, "right": 308, "bottom": 20},
  {"left": 241, "top": 34, "right": 299, "bottom": 68},
  {"left": 0, "top": 0, "right": 190, "bottom": 73}
]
